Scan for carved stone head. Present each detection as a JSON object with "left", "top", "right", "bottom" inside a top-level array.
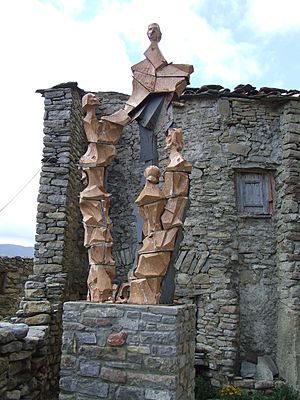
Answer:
[
  {"left": 82, "top": 93, "right": 100, "bottom": 111},
  {"left": 144, "top": 165, "right": 160, "bottom": 184},
  {"left": 147, "top": 23, "right": 162, "bottom": 43},
  {"left": 166, "top": 128, "right": 184, "bottom": 151}
]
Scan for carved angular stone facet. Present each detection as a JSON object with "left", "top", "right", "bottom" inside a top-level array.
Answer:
[
  {"left": 135, "top": 186, "right": 165, "bottom": 207},
  {"left": 133, "top": 72, "right": 156, "bottom": 93},
  {"left": 140, "top": 201, "right": 166, "bottom": 237},
  {"left": 128, "top": 278, "right": 159, "bottom": 305},
  {"left": 87, "top": 264, "right": 115, "bottom": 302},
  {"left": 80, "top": 199, "right": 112, "bottom": 227},
  {"left": 84, "top": 225, "right": 113, "bottom": 247},
  {"left": 88, "top": 245, "right": 115, "bottom": 266},
  {"left": 174, "top": 79, "right": 189, "bottom": 97},
  {"left": 131, "top": 59, "right": 156, "bottom": 76},
  {"left": 102, "top": 110, "right": 131, "bottom": 126},
  {"left": 156, "top": 64, "right": 194, "bottom": 77},
  {"left": 135, "top": 252, "right": 171, "bottom": 278},
  {"left": 163, "top": 171, "right": 189, "bottom": 198},
  {"left": 161, "top": 197, "right": 188, "bottom": 229},
  {"left": 97, "top": 120, "right": 123, "bottom": 145},
  {"left": 79, "top": 143, "right": 116, "bottom": 167},
  {"left": 166, "top": 151, "right": 192, "bottom": 172},
  {"left": 80, "top": 199, "right": 103, "bottom": 226},
  {"left": 165, "top": 128, "right": 192, "bottom": 172},
  {"left": 126, "top": 78, "right": 151, "bottom": 109},
  {"left": 139, "top": 228, "right": 179, "bottom": 254},
  {"left": 82, "top": 93, "right": 101, "bottom": 143},
  {"left": 166, "top": 127, "right": 184, "bottom": 151},
  {"left": 135, "top": 166, "right": 165, "bottom": 206},
  {"left": 155, "top": 76, "right": 187, "bottom": 94},
  {"left": 115, "top": 283, "right": 131, "bottom": 304},
  {"left": 80, "top": 167, "right": 111, "bottom": 200},
  {"left": 144, "top": 43, "right": 167, "bottom": 70}
]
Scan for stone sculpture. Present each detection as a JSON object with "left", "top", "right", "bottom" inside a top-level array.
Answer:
[
  {"left": 128, "top": 128, "right": 192, "bottom": 304},
  {"left": 79, "top": 23, "right": 193, "bottom": 304},
  {"left": 80, "top": 93, "right": 122, "bottom": 302}
]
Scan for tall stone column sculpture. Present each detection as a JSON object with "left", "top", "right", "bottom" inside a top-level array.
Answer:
[
  {"left": 79, "top": 23, "right": 193, "bottom": 304},
  {"left": 128, "top": 128, "right": 192, "bottom": 304}
]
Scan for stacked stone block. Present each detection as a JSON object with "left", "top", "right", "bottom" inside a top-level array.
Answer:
[
  {"left": 15, "top": 84, "right": 89, "bottom": 397},
  {"left": 276, "top": 100, "right": 300, "bottom": 390},
  {"left": 0, "top": 322, "right": 49, "bottom": 400},
  {"left": 0, "top": 257, "right": 33, "bottom": 319},
  {"left": 59, "top": 302, "right": 195, "bottom": 400}
]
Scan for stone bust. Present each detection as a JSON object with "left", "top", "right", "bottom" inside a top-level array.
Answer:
[{"left": 147, "top": 23, "right": 162, "bottom": 43}]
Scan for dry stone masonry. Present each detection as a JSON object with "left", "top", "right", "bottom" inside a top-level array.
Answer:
[
  {"left": 0, "top": 257, "right": 33, "bottom": 319},
  {"left": 59, "top": 302, "right": 195, "bottom": 400},
  {"left": 0, "top": 321, "right": 50, "bottom": 400}
]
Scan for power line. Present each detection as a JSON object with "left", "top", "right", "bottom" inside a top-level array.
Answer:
[{"left": 0, "top": 169, "right": 41, "bottom": 215}]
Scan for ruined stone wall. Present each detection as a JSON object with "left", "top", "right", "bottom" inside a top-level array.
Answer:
[
  {"left": 0, "top": 257, "right": 33, "bottom": 319},
  {"left": 159, "top": 96, "right": 284, "bottom": 385},
  {"left": 276, "top": 100, "right": 300, "bottom": 390},
  {"left": 0, "top": 322, "right": 50, "bottom": 400},
  {"left": 15, "top": 85, "right": 89, "bottom": 398}
]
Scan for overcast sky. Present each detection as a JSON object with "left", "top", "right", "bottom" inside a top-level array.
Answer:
[{"left": 0, "top": 0, "right": 300, "bottom": 247}]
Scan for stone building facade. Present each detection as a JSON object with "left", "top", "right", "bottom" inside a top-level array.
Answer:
[
  {"left": 3, "top": 82, "right": 298, "bottom": 398},
  {"left": 0, "top": 257, "right": 33, "bottom": 319}
]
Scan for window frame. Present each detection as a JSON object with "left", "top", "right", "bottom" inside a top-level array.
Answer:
[{"left": 235, "top": 169, "right": 274, "bottom": 217}]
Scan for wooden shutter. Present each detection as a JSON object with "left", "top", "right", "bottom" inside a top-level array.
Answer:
[{"left": 237, "top": 173, "right": 269, "bottom": 214}]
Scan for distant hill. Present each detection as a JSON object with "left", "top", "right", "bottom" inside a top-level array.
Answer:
[{"left": 0, "top": 244, "right": 34, "bottom": 258}]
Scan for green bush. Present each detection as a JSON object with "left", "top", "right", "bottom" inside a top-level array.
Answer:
[
  {"left": 271, "top": 385, "right": 299, "bottom": 400},
  {"left": 195, "top": 376, "right": 218, "bottom": 400},
  {"left": 195, "top": 380, "right": 299, "bottom": 400}
]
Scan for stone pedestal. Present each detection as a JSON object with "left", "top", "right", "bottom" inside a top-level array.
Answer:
[{"left": 59, "top": 302, "right": 195, "bottom": 400}]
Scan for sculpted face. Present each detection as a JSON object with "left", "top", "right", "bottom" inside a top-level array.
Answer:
[
  {"left": 82, "top": 93, "right": 100, "bottom": 110},
  {"left": 144, "top": 165, "right": 160, "bottom": 184},
  {"left": 166, "top": 128, "right": 184, "bottom": 151},
  {"left": 147, "top": 23, "right": 162, "bottom": 43}
]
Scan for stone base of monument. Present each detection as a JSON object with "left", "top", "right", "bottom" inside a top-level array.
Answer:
[{"left": 59, "top": 302, "right": 195, "bottom": 400}]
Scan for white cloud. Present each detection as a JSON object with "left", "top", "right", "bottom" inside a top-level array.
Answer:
[
  {"left": 90, "top": 0, "right": 261, "bottom": 85},
  {"left": 0, "top": 0, "right": 263, "bottom": 245},
  {"left": 53, "top": 0, "right": 86, "bottom": 16},
  {"left": 245, "top": 0, "right": 300, "bottom": 34}
]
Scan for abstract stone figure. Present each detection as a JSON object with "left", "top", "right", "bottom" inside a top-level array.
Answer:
[
  {"left": 79, "top": 143, "right": 117, "bottom": 167},
  {"left": 82, "top": 93, "right": 101, "bottom": 143},
  {"left": 128, "top": 126, "right": 192, "bottom": 305},
  {"left": 135, "top": 166, "right": 166, "bottom": 237},
  {"left": 80, "top": 167, "right": 110, "bottom": 200},
  {"left": 87, "top": 264, "right": 116, "bottom": 302},
  {"left": 79, "top": 24, "right": 193, "bottom": 304},
  {"left": 128, "top": 23, "right": 193, "bottom": 112},
  {"left": 165, "top": 128, "right": 192, "bottom": 172},
  {"left": 159, "top": 128, "right": 192, "bottom": 304},
  {"left": 80, "top": 94, "right": 122, "bottom": 302}
]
